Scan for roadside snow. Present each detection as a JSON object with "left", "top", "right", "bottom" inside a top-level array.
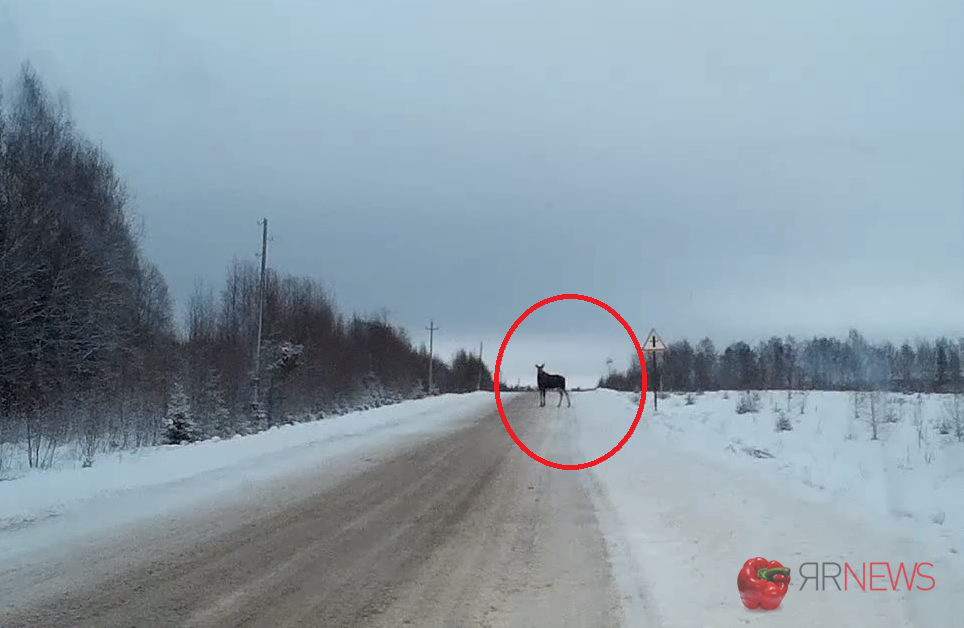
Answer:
[
  {"left": 0, "top": 392, "right": 502, "bottom": 562},
  {"left": 631, "top": 390, "right": 964, "bottom": 548},
  {"left": 575, "top": 389, "right": 964, "bottom": 627}
]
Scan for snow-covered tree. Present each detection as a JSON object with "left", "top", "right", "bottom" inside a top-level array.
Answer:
[
  {"left": 163, "top": 382, "right": 198, "bottom": 445},
  {"left": 196, "top": 371, "right": 232, "bottom": 439}
]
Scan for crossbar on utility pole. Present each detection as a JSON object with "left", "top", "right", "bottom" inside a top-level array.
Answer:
[
  {"left": 253, "top": 219, "right": 268, "bottom": 415},
  {"left": 426, "top": 320, "right": 439, "bottom": 395}
]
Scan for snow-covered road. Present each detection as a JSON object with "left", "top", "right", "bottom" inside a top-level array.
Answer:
[
  {"left": 0, "top": 393, "right": 623, "bottom": 627},
  {"left": 1, "top": 388, "right": 962, "bottom": 626},
  {"left": 0, "top": 391, "right": 499, "bottom": 564}
]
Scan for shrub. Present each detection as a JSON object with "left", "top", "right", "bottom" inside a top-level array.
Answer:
[
  {"left": 736, "top": 391, "right": 761, "bottom": 414},
  {"left": 775, "top": 409, "right": 793, "bottom": 432}
]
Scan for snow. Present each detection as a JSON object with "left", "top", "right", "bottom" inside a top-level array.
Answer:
[
  {"left": 3, "top": 385, "right": 964, "bottom": 625},
  {"left": 576, "top": 389, "right": 964, "bottom": 627},
  {"left": 0, "top": 391, "right": 504, "bottom": 563}
]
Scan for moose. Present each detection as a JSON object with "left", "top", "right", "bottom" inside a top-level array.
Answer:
[{"left": 535, "top": 364, "right": 571, "bottom": 408}]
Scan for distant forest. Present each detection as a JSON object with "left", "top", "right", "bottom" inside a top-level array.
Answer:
[
  {"left": 0, "top": 64, "right": 491, "bottom": 466},
  {"left": 2, "top": 62, "right": 959, "bottom": 470},
  {"left": 598, "top": 331, "right": 964, "bottom": 394}
]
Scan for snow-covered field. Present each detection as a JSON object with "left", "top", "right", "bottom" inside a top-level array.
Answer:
[
  {"left": 577, "top": 389, "right": 964, "bottom": 627},
  {"left": 608, "top": 389, "right": 964, "bottom": 552},
  {"left": 0, "top": 391, "right": 501, "bottom": 562}
]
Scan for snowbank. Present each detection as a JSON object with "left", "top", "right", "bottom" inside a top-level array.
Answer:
[
  {"left": 629, "top": 389, "right": 964, "bottom": 543},
  {"left": 0, "top": 391, "right": 502, "bottom": 562},
  {"left": 576, "top": 389, "right": 964, "bottom": 627}
]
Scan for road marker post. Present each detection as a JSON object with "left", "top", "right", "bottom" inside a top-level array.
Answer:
[{"left": 642, "top": 328, "right": 666, "bottom": 412}]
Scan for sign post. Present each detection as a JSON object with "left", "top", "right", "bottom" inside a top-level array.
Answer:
[{"left": 642, "top": 328, "right": 667, "bottom": 411}]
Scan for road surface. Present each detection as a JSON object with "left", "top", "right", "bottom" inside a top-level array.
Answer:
[{"left": 0, "top": 395, "right": 625, "bottom": 628}]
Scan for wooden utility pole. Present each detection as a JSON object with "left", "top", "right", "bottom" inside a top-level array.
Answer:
[
  {"left": 426, "top": 320, "right": 439, "bottom": 395},
  {"left": 252, "top": 219, "right": 268, "bottom": 414},
  {"left": 477, "top": 341, "right": 484, "bottom": 391}
]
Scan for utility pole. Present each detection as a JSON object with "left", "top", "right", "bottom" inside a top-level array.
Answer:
[
  {"left": 426, "top": 319, "right": 439, "bottom": 395},
  {"left": 252, "top": 218, "right": 268, "bottom": 416},
  {"left": 477, "top": 341, "right": 484, "bottom": 391}
]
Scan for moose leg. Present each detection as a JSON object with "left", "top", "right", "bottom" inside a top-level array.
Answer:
[
  {"left": 557, "top": 389, "right": 564, "bottom": 407},
  {"left": 539, "top": 389, "right": 545, "bottom": 407},
  {"left": 564, "top": 389, "right": 571, "bottom": 407}
]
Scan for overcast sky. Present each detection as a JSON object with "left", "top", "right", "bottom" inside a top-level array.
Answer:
[{"left": 1, "top": 0, "right": 961, "bottom": 386}]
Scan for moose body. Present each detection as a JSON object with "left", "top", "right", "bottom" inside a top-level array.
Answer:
[{"left": 536, "top": 364, "right": 571, "bottom": 407}]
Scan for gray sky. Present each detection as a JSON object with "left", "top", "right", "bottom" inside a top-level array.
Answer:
[{"left": 2, "top": 0, "right": 962, "bottom": 386}]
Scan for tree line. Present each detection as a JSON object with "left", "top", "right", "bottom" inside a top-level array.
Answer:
[
  {"left": 0, "top": 63, "right": 492, "bottom": 467},
  {"left": 599, "top": 330, "right": 964, "bottom": 394}
]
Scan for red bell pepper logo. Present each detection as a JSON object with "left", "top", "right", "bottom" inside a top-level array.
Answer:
[{"left": 738, "top": 557, "right": 792, "bottom": 610}]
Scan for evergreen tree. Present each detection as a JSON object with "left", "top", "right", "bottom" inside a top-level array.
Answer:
[{"left": 163, "top": 381, "right": 198, "bottom": 445}]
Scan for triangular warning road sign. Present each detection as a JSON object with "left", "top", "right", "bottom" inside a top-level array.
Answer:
[{"left": 642, "top": 328, "right": 667, "bottom": 352}]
